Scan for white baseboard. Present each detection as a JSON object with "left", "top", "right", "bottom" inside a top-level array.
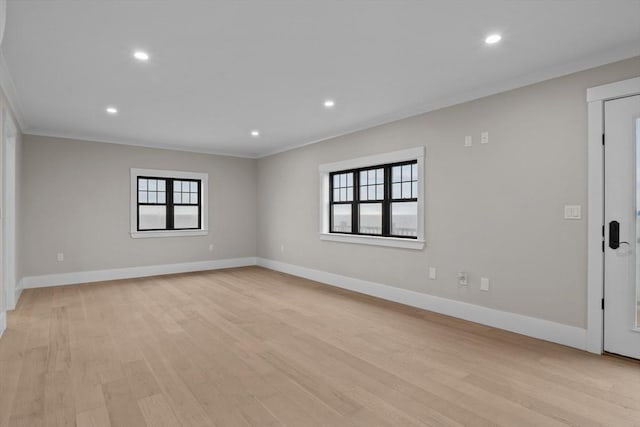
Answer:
[
  {"left": 0, "top": 311, "right": 6, "bottom": 338},
  {"left": 256, "top": 258, "right": 588, "bottom": 351},
  {"left": 21, "top": 257, "right": 258, "bottom": 289}
]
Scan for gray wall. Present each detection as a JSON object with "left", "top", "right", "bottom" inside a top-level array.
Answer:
[
  {"left": 21, "top": 136, "right": 257, "bottom": 276},
  {"left": 257, "top": 56, "right": 640, "bottom": 329}
]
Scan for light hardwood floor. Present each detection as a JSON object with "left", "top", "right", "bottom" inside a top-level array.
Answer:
[{"left": 1, "top": 266, "right": 640, "bottom": 427}]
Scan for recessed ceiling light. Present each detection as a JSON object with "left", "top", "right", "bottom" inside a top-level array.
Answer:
[
  {"left": 485, "top": 34, "right": 502, "bottom": 45},
  {"left": 324, "top": 99, "right": 335, "bottom": 108},
  {"left": 250, "top": 130, "right": 260, "bottom": 137},
  {"left": 133, "top": 50, "right": 150, "bottom": 61},
  {"left": 106, "top": 106, "right": 118, "bottom": 114}
]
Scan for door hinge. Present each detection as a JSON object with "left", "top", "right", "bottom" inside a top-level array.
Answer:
[
  {"left": 602, "top": 298, "right": 605, "bottom": 310},
  {"left": 602, "top": 225, "right": 605, "bottom": 237},
  {"left": 602, "top": 134, "right": 605, "bottom": 145},
  {"left": 602, "top": 240, "right": 605, "bottom": 252}
]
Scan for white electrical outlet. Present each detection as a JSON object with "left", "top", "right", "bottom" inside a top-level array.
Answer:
[
  {"left": 57, "top": 253, "right": 64, "bottom": 262},
  {"left": 428, "top": 267, "right": 436, "bottom": 280},
  {"left": 480, "top": 277, "right": 490, "bottom": 291},
  {"left": 464, "top": 136, "right": 472, "bottom": 147},
  {"left": 481, "top": 131, "right": 489, "bottom": 144},
  {"left": 458, "top": 272, "right": 468, "bottom": 286}
]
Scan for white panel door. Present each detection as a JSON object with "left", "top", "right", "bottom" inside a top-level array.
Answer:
[{"left": 604, "top": 94, "right": 640, "bottom": 359}]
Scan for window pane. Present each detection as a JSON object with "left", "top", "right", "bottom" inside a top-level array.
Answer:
[
  {"left": 174, "top": 206, "right": 199, "bottom": 229},
  {"left": 174, "top": 192, "right": 182, "bottom": 204},
  {"left": 158, "top": 192, "right": 166, "bottom": 204},
  {"left": 368, "top": 170, "right": 375, "bottom": 183},
  {"left": 376, "top": 169, "right": 384, "bottom": 184},
  {"left": 139, "top": 179, "right": 147, "bottom": 190},
  {"left": 332, "top": 205, "right": 351, "bottom": 232},
  {"left": 346, "top": 187, "right": 353, "bottom": 201},
  {"left": 346, "top": 173, "right": 353, "bottom": 187},
  {"left": 148, "top": 191, "right": 157, "bottom": 203},
  {"left": 340, "top": 188, "right": 347, "bottom": 201},
  {"left": 148, "top": 179, "right": 157, "bottom": 191},
  {"left": 402, "top": 182, "right": 411, "bottom": 198},
  {"left": 333, "top": 175, "right": 339, "bottom": 188},
  {"left": 139, "top": 205, "right": 166, "bottom": 230},
  {"left": 190, "top": 181, "right": 197, "bottom": 192},
  {"left": 368, "top": 186, "right": 376, "bottom": 200},
  {"left": 392, "top": 183, "right": 401, "bottom": 199},
  {"left": 360, "top": 171, "right": 368, "bottom": 185},
  {"left": 174, "top": 181, "right": 181, "bottom": 191},
  {"left": 138, "top": 191, "right": 147, "bottom": 203},
  {"left": 402, "top": 165, "right": 412, "bottom": 180},
  {"left": 392, "top": 202, "right": 417, "bottom": 237},
  {"left": 376, "top": 184, "right": 383, "bottom": 200},
  {"left": 392, "top": 166, "right": 401, "bottom": 183},
  {"left": 333, "top": 188, "right": 340, "bottom": 202},
  {"left": 411, "top": 163, "right": 418, "bottom": 180},
  {"left": 182, "top": 181, "right": 190, "bottom": 192},
  {"left": 412, "top": 182, "right": 418, "bottom": 198},
  {"left": 359, "top": 203, "right": 382, "bottom": 235},
  {"left": 190, "top": 193, "right": 198, "bottom": 204},
  {"left": 340, "top": 174, "right": 345, "bottom": 187},
  {"left": 157, "top": 180, "right": 165, "bottom": 191},
  {"left": 360, "top": 186, "right": 368, "bottom": 201}
]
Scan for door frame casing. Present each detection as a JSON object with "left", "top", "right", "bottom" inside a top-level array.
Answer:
[
  {"left": 2, "top": 107, "right": 17, "bottom": 311},
  {"left": 587, "top": 76, "right": 640, "bottom": 354}
]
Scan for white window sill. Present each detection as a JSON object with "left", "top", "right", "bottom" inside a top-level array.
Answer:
[
  {"left": 131, "top": 230, "right": 208, "bottom": 239},
  {"left": 320, "top": 233, "right": 425, "bottom": 250}
]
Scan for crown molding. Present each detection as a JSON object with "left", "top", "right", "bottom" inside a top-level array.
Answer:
[{"left": 23, "top": 130, "right": 258, "bottom": 159}]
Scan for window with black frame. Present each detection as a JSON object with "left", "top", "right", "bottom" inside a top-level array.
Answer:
[
  {"left": 137, "top": 177, "right": 201, "bottom": 231},
  {"left": 329, "top": 160, "right": 418, "bottom": 238}
]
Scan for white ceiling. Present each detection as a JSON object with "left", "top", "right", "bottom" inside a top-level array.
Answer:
[{"left": 1, "top": 0, "right": 639, "bottom": 158}]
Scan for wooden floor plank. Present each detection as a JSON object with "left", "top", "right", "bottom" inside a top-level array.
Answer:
[
  {"left": 101, "top": 378, "right": 148, "bottom": 427},
  {"left": 7, "top": 346, "right": 49, "bottom": 427},
  {"left": 76, "top": 406, "right": 112, "bottom": 427},
  {"left": 137, "top": 394, "right": 180, "bottom": 427},
  {"left": 44, "top": 369, "right": 76, "bottom": 427},
  {"left": 1, "top": 266, "right": 640, "bottom": 426}
]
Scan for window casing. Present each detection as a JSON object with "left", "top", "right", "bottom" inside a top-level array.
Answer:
[
  {"left": 319, "top": 147, "right": 425, "bottom": 250},
  {"left": 131, "top": 169, "right": 208, "bottom": 238}
]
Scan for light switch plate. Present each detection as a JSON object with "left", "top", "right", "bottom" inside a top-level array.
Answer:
[
  {"left": 480, "top": 277, "right": 489, "bottom": 291},
  {"left": 428, "top": 267, "right": 436, "bottom": 280},
  {"left": 464, "top": 136, "right": 472, "bottom": 147},
  {"left": 564, "top": 205, "right": 582, "bottom": 220},
  {"left": 481, "top": 131, "right": 489, "bottom": 144}
]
